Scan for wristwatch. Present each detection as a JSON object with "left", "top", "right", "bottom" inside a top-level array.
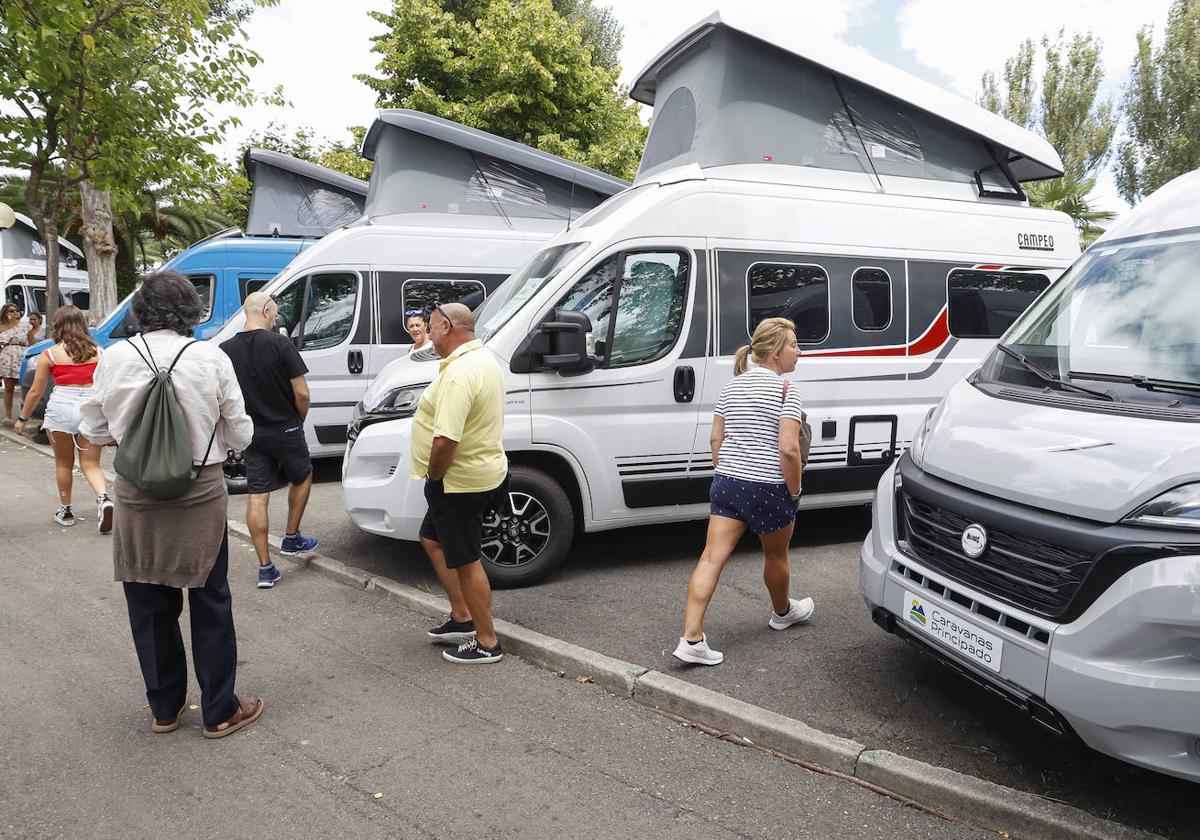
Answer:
[{"left": 16, "top": 415, "right": 30, "bottom": 423}]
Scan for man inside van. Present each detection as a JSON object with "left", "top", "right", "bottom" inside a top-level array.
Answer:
[
  {"left": 412, "top": 301, "right": 509, "bottom": 664},
  {"left": 220, "top": 291, "right": 318, "bottom": 589}
]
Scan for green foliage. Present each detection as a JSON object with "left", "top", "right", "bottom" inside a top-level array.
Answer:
[
  {"left": 1025, "top": 176, "right": 1116, "bottom": 248},
  {"left": 357, "top": 0, "right": 646, "bottom": 181},
  {"left": 978, "top": 31, "right": 1117, "bottom": 240},
  {"left": 1116, "top": 0, "right": 1200, "bottom": 203},
  {"left": 212, "top": 123, "right": 371, "bottom": 230},
  {"left": 551, "top": 0, "right": 623, "bottom": 74}
]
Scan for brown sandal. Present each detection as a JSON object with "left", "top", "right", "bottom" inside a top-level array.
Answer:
[
  {"left": 203, "top": 694, "right": 264, "bottom": 739},
  {"left": 151, "top": 699, "right": 188, "bottom": 734}
]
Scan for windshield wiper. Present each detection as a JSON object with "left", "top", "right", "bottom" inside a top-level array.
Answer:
[
  {"left": 1069, "top": 371, "right": 1200, "bottom": 396},
  {"left": 996, "top": 345, "right": 1115, "bottom": 401}
]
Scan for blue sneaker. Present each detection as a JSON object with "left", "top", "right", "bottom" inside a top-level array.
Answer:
[
  {"left": 257, "top": 563, "right": 282, "bottom": 589},
  {"left": 280, "top": 532, "right": 318, "bottom": 556}
]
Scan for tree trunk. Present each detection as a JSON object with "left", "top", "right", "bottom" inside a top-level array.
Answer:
[
  {"left": 40, "top": 221, "right": 62, "bottom": 325},
  {"left": 79, "top": 181, "right": 119, "bottom": 324}
]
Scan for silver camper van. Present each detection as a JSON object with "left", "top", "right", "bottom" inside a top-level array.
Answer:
[{"left": 860, "top": 169, "right": 1200, "bottom": 782}]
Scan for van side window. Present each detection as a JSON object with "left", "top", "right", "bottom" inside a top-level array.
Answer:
[
  {"left": 393, "top": 279, "right": 487, "bottom": 341},
  {"left": 4, "top": 285, "right": 24, "bottom": 314},
  {"left": 747, "top": 263, "right": 829, "bottom": 342},
  {"left": 852, "top": 268, "right": 891, "bottom": 331},
  {"left": 297, "top": 273, "right": 358, "bottom": 350},
  {"left": 239, "top": 277, "right": 270, "bottom": 302},
  {"left": 610, "top": 251, "right": 689, "bottom": 366},
  {"left": 557, "top": 256, "right": 617, "bottom": 358},
  {"left": 947, "top": 269, "right": 1050, "bottom": 339}
]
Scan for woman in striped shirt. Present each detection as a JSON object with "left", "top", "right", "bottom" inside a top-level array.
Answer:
[{"left": 673, "top": 317, "right": 815, "bottom": 666}]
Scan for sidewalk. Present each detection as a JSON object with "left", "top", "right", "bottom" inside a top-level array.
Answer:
[{"left": 0, "top": 438, "right": 987, "bottom": 840}]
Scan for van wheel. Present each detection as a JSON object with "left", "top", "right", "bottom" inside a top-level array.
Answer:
[{"left": 480, "top": 465, "right": 574, "bottom": 587}]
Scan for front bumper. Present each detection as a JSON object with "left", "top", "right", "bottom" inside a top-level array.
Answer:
[
  {"left": 342, "top": 414, "right": 425, "bottom": 541},
  {"left": 860, "top": 461, "right": 1200, "bottom": 783}
]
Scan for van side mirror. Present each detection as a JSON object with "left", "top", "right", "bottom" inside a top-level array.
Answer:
[{"left": 511, "top": 308, "right": 595, "bottom": 376}]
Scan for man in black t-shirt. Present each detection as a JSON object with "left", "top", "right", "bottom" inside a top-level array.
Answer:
[{"left": 220, "top": 292, "right": 317, "bottom": 589}]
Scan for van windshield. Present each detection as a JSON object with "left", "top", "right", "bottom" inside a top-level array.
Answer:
[
  {"left": 475, "top": 242, "right": 588, "bottom": 342},
  {"left": 981, "top": 229, "right": 1200, "bottom": 409}
]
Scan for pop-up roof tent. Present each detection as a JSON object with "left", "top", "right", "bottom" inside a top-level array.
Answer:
[
  {"left": 1, "top": 212, "right": 84, "bottom": 270},
  {"left": 631, "top": 11, "right": 1064, "bottom": 198},
  {"left": 360, "top": 109, "right": 629, "bottom": 228},
  {"left": 242, "top": 149, "right": 369, "bottom": 237}
]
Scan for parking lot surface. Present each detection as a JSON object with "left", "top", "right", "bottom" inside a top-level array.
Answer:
[{"left": 281, "top": 459, "right": 1196, "bottom": 839}]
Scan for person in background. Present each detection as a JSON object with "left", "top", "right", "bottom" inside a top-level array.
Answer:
[
  {"left": 14, "top": 306, "right": 112, "bottom": 531},
  {"left": 406, "top": 310, "right": 430, "bottom": 354},
  {"left": 412, "top": 302, "right": 510, "bottom": 664},
  {"left": 220, "top": 291, "right": 317, "bottom": 589},
  {"left": 26, "top": 312, "right": 45, "bottom": 343},
  {"left": 80, "top": 272, "right": 262, "bottom": 739},
  {"left": 672, "top": 316, "right": 815, "bottom": 667},
  {"left": 0, "top": 303, "right": 27, "bottom": 426}
]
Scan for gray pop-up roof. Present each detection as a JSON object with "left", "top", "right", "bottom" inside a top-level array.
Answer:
[
  {"left": 631, "top": 11, "right": 1064, "bottom": 189},
  {"left": 243, "top": 149, "right": 369, "bottom": 237},
  {"left": 1, "top": 212, "right": 84, "bottom": 269},
  {"left": 361, "top": 109, "right": 629, "bottom": 225}
]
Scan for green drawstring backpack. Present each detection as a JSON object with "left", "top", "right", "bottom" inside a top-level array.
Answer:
[{"left": 113, "top": 336, "right": 217, "bottom": 500}]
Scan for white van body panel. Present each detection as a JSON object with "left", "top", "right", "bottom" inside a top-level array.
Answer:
[
  {"left": 211, "top": 222, "right": 554, "bottom": 457},
  {"left": 347, "top": 174, "right": 1078, "bottom": 538}
]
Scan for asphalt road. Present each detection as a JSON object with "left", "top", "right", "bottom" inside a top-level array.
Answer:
[
  {"left": 0, "top": 439, "right": 988, "bottom": 840},
  {"left": 260, "top": 456, "right": 1198, "bottom": 840}
]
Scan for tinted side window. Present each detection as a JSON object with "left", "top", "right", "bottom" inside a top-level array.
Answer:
[
  {"left": 852, "top": 268, "right": 891, "bottom": 331},
  {"left": 948, "top": 269, "right": 1050, "bottom": 339},
  {"left": 747, "top": 263, "right": 829, "bottom": 342},
  {"left": 4, "top": 285, "right": 24, "bottom": 313},
  {"left": 187, "top": 274, "right": 215, "bottom": 321},
  {"left": 384, "top": 279, "right": 487, "bottom": 344},
  {"left": 610, "top": 251, "right": 689, "bottom": 366},
  {"left": 239, "top": 277, "right": 271, "bottom": 302},
  {"left": 299, "top": 273, "right": 358, "bottom": 350}
]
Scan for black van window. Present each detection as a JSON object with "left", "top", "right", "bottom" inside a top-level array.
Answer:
[
  {"left": 747, "top": 263, "right": 829, "bottom": 342},
  {"left": 398, "top": 279, "right": 486, "bottom": 335},
  {"left": 948, "top": 269, "right": 1050, "bottom": 339},
  {"left": 852, "top": 268, "right": 891, "bottom": 331}
]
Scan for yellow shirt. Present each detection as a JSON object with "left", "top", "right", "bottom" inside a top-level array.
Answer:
[{"left": 410, "top": 339, "right": 508, "bottom": 493}]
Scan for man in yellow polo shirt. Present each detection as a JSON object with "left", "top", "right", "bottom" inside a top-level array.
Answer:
[{"left": 411, "top": 302, "right": 509, "bottom": 664}]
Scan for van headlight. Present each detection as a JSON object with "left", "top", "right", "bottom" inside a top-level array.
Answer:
[
  {"left": 1125, "top": 484, "right": 1200, "bottom": 530},
  {"left": 908, "top": 407, "right": 936, "bottom": 469},
  {"left": 364, "top": 383, "right": 428, "bottom": 417}
]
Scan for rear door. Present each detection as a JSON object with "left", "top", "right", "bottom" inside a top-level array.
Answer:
[{"left": 271, "top": 267, "right": 372, "bottom": 454}]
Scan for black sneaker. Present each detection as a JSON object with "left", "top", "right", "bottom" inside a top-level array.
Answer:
[
  {"left": 442, "top": 638, "right": 503, "bottom": 664},
  {"left": 427, "top": 616, "right": 476, "bottom": 645}
]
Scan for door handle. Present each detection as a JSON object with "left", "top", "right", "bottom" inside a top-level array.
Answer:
[
  {"left": 674, "top": 365, "right": 695, "bottom": 403},
  {"left": 347, "top": 349, "right": 364, "bottom": 374}
]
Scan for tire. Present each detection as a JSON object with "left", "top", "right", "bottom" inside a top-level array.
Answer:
[{"left": 480, "top": 464, "right": 574, "bottom": 587}]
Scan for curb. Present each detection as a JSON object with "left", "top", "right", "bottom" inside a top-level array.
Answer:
[{"left": 0, "top": 427, "right": 1162, "bottom": 840}]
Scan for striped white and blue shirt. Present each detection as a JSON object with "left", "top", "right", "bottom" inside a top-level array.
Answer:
[{"left": 714, "top": 367, "right": 804, "bottom": 484}]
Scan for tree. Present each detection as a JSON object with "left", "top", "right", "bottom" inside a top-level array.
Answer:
[
  {"left": 0, "top": 0, "right": 278, "bottom": 322},
  {"left": 357, "top": 0, "right": 646, "bottom": 181},
  {"left": 1116, "top": 0, "right": 1200, "bottom": 203},
  {"left": 979, "top": 31, "right": 1117, "bottom": 241}
]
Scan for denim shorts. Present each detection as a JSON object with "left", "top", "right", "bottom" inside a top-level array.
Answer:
[{"left": 709, "top": 473, "right": 798, "bottom": 534}]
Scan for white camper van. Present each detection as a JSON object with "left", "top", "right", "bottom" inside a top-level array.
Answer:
[
  {"left": 859, "top": 170, "right": 1200, "bottom": 782},
  {"left": 342, "top": 12, "right": 1079, "bottom": 585},
  {"left": 211, "top": 110, "right": 628, "bottom": 457},
  {"left": 1, "top": 212, "right": 90, "bottom": 314}
]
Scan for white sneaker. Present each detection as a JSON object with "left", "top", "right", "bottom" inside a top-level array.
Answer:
[
  {"left": 97, "top": 494, "right": 114, "bottom": 535},
  {"left": 769, "top": 597, "right": 815, "bottom": 630},
  {"left": 672, "top": 635, "right": 724, "bottom": 666},
  {"left": 54, "top": 505, "right": 76, "bottom": 527}
]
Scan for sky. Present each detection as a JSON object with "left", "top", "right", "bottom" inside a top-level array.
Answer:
[{"left": 218, "top": 0, "right": 1176, "bottom": 214}]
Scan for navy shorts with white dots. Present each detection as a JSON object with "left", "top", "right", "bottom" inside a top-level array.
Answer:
[{"left": 709, "top": 473, "right": 798, "bottom": 534}]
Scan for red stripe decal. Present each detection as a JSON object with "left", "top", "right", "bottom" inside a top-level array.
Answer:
[{"left": 802, "top": 307, "right": 949, "bottom": 358}]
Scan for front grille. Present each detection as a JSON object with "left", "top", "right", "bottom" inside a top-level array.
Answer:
[{"left": 898, "top": 492, "right": 1097, "bottom": 620}]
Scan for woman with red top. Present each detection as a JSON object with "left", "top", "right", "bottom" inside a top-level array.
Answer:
[{"left": 15, "top": 305, "right": 112, "bottom": 531}]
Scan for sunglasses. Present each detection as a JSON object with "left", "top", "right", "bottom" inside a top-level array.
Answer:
[{"left": 432, "top": 303, "right": 452, "bottom": 325}]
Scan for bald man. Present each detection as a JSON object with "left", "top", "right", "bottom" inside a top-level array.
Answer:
[
  {"left": 411, "top": 302, "right": 510, "bottom": 663},
  {"left": 220, "top": 292, "right": 317, "bottom": 589}
]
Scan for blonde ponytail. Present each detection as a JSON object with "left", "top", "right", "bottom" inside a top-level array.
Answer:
[
  {"left": 734, "top": 317, "right": 796, "bottom": 375},
  {"left": 733, "top": 345, "right": 753, "bottom": 375}
]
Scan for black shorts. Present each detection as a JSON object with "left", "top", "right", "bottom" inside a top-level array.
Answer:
[
  {"left": 419, "top": 474, "right": 510, "bottom": 569},
  {"left": 245, "top": 423, "right": 312, "bottom": 495}
]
